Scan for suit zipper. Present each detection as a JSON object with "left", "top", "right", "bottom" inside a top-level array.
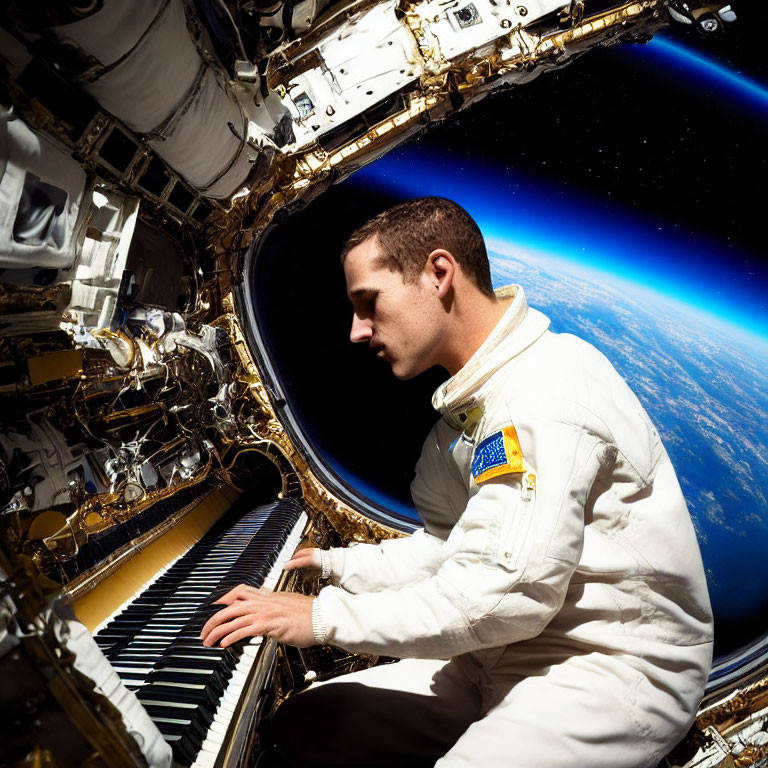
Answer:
[{"left": 498, "top": 465, "right": 537, "bottom": 569}]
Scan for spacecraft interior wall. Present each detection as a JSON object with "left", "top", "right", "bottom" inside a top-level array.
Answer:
[{"left": 38, "top": 0, "right": 279, "bottom": 200}]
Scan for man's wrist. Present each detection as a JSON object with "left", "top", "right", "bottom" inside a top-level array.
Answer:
[
  {"left": 319, "top": 549, "right": 333, "bottom": 580},
  {"left": 311, "top": 596, "right": 331, "bottom": 644}
]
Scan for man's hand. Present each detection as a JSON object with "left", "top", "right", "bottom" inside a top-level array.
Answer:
[
  {"left": 200, "top": 584, "right": 315, "bottom": 648},
  {"left": 283, "top": 547, "right": 321, "bottom": 572}
]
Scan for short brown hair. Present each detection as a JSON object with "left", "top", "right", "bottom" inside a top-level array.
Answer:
[{"left": 341, "top": 197, "right": 494, "bottom": 296}]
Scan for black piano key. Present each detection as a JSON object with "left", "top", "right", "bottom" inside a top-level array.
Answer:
[
  {"left": 157, "top": 657, "right": 231, "bottom": 673},
  {"left": 141, "top": 692, "right": 217, "bottom": 741},
  {"left": 147, "top": 669, "right": 227, "bottom": 697},
  {"left": 111, "top": 661, "right": 155, "bottom": 670},
  {"left": 162, "top": 731, "right": 200, "bottom": 765},
  {"left": 149, "top": 716, "right": 209, "bottom": 744},
  {"left": 138, "top": 687, "right": 217, "bottom": 712},
  {"left": 136, "top": 682, "right": 219, "bottom": 722}
]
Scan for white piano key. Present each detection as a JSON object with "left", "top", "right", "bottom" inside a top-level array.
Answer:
[
  {"left": 193, "top": 748, "right": 218, "bottom": 768},
  {"left": 209, "top": 720, "right": 229, "bottom": 737},
  {"left": 136, "top": 699, "right": 198, "bottom": 710}
]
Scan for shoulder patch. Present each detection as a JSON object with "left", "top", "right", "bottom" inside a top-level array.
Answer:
[{"left": 471, "top": 425, "right": 525, "bottom": 484}]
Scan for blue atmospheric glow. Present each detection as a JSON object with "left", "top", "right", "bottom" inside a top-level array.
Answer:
[
  {"left": 345, "top": 146, "right": 768, "bottom": 340},
  {"left": 633, "top": 36, "right": 768, "bottom": 116},
  {"left": 326, "top": 458, "right": 420, "bottom": 521}
]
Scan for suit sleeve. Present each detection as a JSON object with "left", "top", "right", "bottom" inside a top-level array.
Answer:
[
  {"left": 313, "top": 418, "right": 605, "bottom": 658},
  {"left": 321, "top": 529, "right": 444, "bottom": 594},
  {"left": 319, "top": 422, "right": 459, "bottom": 594}
]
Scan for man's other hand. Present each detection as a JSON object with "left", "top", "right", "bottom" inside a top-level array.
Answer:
[
  {"left": 283, "top": 547, "right": 321, "bottom": 572},
  {"left": 200, "top": 585, "right": 315, "bottom": 648}
]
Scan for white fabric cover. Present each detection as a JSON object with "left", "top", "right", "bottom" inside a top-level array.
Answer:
[
  {"left": 0, "top": 113, "right": 85, "bottom": 269},
  {"left": 147, "top": 68, "right": 249, "bottom": 195},
  {"left": 47, "top": 0, "right": 256, "bottom": 198},
  {"left": 78, "top": 0, "right": 200, "bottom": 135},
  {"left": 50, "top": 0, "right": 161, "bottom": 68}
]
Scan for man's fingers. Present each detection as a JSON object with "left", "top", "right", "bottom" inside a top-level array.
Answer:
[
  {"left": 201, "top": 600, "right": 260, "bottom": 640},
  {"left": 216, "top": 584, "right": 267, "bottom": 605},
  {"left": 283, "top": 548, "right": 320, "bottom": 571},
  {"left": 200, "top": 605, "right": 233, "bottom": 643},
  {"left": 199, "top": 591, "right": 315, "bottom": 649},
  {"left": 219, "top": 624, "right": 267, "bottom": 648},
  {"left": 202, "top": 614, "right": 255, "bottom": 648},
  {"left": 217, "top": 583, "right": 262, "bottom": 604}
]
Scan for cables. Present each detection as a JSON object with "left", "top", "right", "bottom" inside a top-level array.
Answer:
[{"left": 214, "top": 0, "right": 252, "bottom": 64}]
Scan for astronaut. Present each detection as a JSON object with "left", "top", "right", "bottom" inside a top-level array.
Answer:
[{"left": 201, "top": 197, "right": 713, "bottom": 767}]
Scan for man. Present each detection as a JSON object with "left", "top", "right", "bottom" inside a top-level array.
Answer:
[{"left": 201, "top": 197, "right": 713, "bottom": 767}]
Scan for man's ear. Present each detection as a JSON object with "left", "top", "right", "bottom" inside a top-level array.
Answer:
[{"left": 426, "top": 249, "right": 456, "bottom": 299}]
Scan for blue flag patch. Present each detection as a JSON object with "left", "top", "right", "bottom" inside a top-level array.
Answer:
[{"left": 471, "top": 426, "right": 525, "bottom": 484}]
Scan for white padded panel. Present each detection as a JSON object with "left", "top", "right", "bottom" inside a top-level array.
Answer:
[
  {"left": 50, "top": 0, "right": 161, "bottom": 68},
  {"left": 148, "top": 68, "right": 247, "bottom": 195},
  {"left": 82, "top": 0, "right": 200, "bottom": 134},
  {"left": 0, "top": 115, "right": 85, "bottom": 269}
]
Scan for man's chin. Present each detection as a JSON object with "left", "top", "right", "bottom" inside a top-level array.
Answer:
[{"left": 390, "top": 362, "right": 424, "bottom": 381}]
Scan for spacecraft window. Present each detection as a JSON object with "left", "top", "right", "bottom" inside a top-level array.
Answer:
[
  {"left": 97, "top": 127, "right": 139, "bottom": 174},
  {"left": 453, "top": 3, "right": 482, "bottom": 28},
  {"left": 247, "top": 185, "right": 448, "bottom": 525},
  {"left": 168, "top": 181, "right": 195, "bottom": 213},
  {"left": 138, "top": 156, "right": 171, "bottom": 197},
  {"left": 191, "top": 202, "right": 213, "bottom": 224},
  {"left": 293, "top": 93, "right": 315, "bottom": 120}
]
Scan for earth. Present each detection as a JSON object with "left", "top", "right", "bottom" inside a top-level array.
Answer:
[{"left": 488, "top": 242, "right": 768, "bottom": 657}]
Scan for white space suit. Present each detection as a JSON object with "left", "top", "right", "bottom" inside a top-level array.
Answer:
[{"left": 278, "top": 285, "right": 713, "bottom": 768}]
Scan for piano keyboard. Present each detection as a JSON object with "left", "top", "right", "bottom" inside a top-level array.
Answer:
[{"left": 93, "top": 499, "right": 308, "bottom": 766}]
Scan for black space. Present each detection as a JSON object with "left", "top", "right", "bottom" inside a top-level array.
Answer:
[{"left": 252, "top": 188, "right": 448, "bottom": 516}]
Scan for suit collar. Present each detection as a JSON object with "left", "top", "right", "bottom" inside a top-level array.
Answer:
[{"left": 432, "top": 284, "right": 549, "bottom": 420}]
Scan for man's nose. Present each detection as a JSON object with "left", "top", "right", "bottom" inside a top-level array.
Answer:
[{"left": 350, "top": 314, "right": 373, "bottom": 344}]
